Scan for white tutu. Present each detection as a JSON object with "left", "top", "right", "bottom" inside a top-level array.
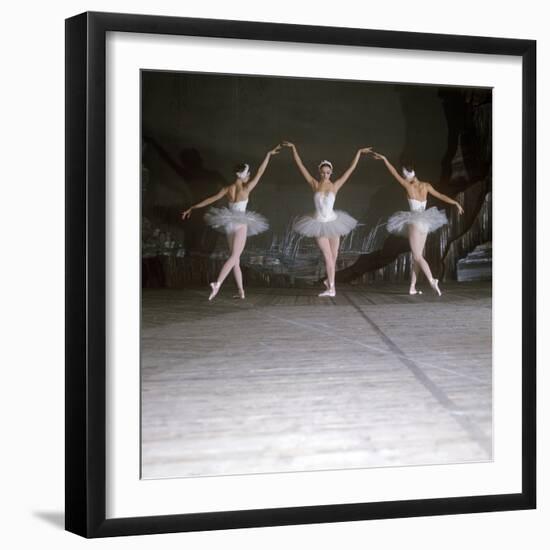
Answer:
[
  {"left": 204, "top": 199, "right": 269, "bottom": 236},
  {"left": 293, "top": 210, "right": 358, "bottom": 238},
  {"left": 293, "top": 191, "right": 358, "bottom": 238},
  {"left": 387, "top": 206, "right": 448, "bottom": 236}
]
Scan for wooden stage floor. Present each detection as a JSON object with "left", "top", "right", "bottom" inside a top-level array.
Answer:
[{"left": 141, "top": 282, "right": 492, "bottom": 479}]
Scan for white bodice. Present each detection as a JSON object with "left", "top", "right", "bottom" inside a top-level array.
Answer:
[
  {"left": 228, "top": 199, "right": 248, "bottom": 212},
  {"left": 313, "top": 192, "right": 337, "bottom": 222},
  {"left": 408, "top": 198, "right": 427, "bottom": 212}
]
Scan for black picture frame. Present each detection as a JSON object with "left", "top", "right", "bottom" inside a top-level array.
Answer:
[{"left": 65, "top": 11, "right": 536, "bottom": 538}]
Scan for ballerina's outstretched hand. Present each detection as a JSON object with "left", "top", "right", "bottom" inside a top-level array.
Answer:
[
  {"left": 181, "top": 187, "right": 229, "bottom": 221},
  {"left": 332, "top": 146, "right": 373, "bottom": 192},
  {"left": 282, "top": 141, "right": 318, "bottom": 189},
  {"left": 245, "top": 144, "right": 283, "bottom": 192}
]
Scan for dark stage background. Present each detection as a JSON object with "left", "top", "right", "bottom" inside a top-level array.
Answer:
[{"left": 141, "top": 71, "right": 492, "bottom": 288}]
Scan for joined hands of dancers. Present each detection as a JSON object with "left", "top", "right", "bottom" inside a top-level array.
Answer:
[{"left": 181, "top": 141, "right": 464, "bottom": 300}]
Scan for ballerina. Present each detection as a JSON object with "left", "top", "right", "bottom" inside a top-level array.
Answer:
[
  {"left": 181, "top": 144, "right": 281, "bottom": 300},
  {"left": 371, "top": 151, "right": 464, "bottom": 296},
  {"left": 283, "top": 141, "right": 372, "bottom": 297}
]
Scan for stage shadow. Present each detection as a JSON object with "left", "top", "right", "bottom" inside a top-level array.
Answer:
[{"left": 33, "top": 510, "right": 65, "bottom": 530}]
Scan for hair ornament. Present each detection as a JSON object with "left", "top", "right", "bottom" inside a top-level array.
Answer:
[
  {"left": 236, "top": 164, "right": 250, "bottom": 179},
  {"left": 402, "top": 167, "right": 416, "bottom": 181},
  {"left": 318, "top": 160, "right": 333, "bottom": 170}
]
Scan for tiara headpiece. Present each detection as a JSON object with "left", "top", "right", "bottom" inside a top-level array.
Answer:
[{"left": 318, "top": 160, "right": 333, "bottom": 170}]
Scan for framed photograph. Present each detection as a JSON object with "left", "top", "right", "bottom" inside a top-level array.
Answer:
[{"left": 65, "top": 11, "right": 536, "bottom": 538}]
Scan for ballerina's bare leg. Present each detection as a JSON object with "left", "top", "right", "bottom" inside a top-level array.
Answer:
[
  {"left": 225, "top": 231, "right": 245, "bottom": 298},
  {"left": 329, "top": 236, "right": 340, "bottom": 279},
  {"left": 323, "top": 236, "right": 340, "bottom": 290},
  {"left": 409, "top": 255, "right": 422, "bottom": 294},
  {"left": 316, "top": 236, "right": 336, "bottom": 294},
  {"left": 209, "top": 224, "right": 247, "bottom": 300},
  {"left": 408, "top": 224, "right": 441, "bottom": 296}
]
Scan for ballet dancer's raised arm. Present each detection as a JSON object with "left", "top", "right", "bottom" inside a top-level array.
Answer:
[
  {"left": 181, "top": 187, "right": 229, "bottom": 220},
  {"left": 427, "top": 185, "right": 464, "bottom": 215},
  {"left": 333, "top": 147, "right": 372, "bottom": 192},
  {"left": 370, "top": 151, "right": 410, "bottom": 189},
  {"left": 245, "top": 145, "right": 282, "bottom": 192},
  {"left": 372, "top": 151, "right": 464, "bottom": 215},
  {"left": 282, "top": 141, "right": 317, "bottom": 189}
]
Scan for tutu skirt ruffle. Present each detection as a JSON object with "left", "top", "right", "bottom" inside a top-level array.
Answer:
[
  {"left": 293, "top": 210, "right": 358, "bottom": 238},
  {"left": 204, "top": 207, "right": 269, "bottom": 236},
  {"left": 387, "top": 207, "right": 448, "bottom": 236}
]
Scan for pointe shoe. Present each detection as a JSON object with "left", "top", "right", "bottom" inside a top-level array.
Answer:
[
  {"left": 232, "top": 288, "right": 245, "bottom": 299},
  {"left": 409, "top": 289, "right": 423, "bottom": 295},
  {"left": 319, "top": 284, "right": 336, "bottom": 297},
  {"left": 430, "top": 278, "right": 442, "bottom": 296},
  {"left": 208, "top": 281, "right": 221, "bottom": 301}
]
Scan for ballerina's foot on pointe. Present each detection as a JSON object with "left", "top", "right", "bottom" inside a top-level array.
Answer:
[
  {"left": 430, "top": 278, "right": 442, "bottom": 296},
  {"left": 319, "top": 283, "right": 336, "bottom": 297},
  {"left": 208, "top": 281, "right": 221, "bottom": 301},
  {"left": 232, "top": 288, "right": 245, "bottom": 300}
]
